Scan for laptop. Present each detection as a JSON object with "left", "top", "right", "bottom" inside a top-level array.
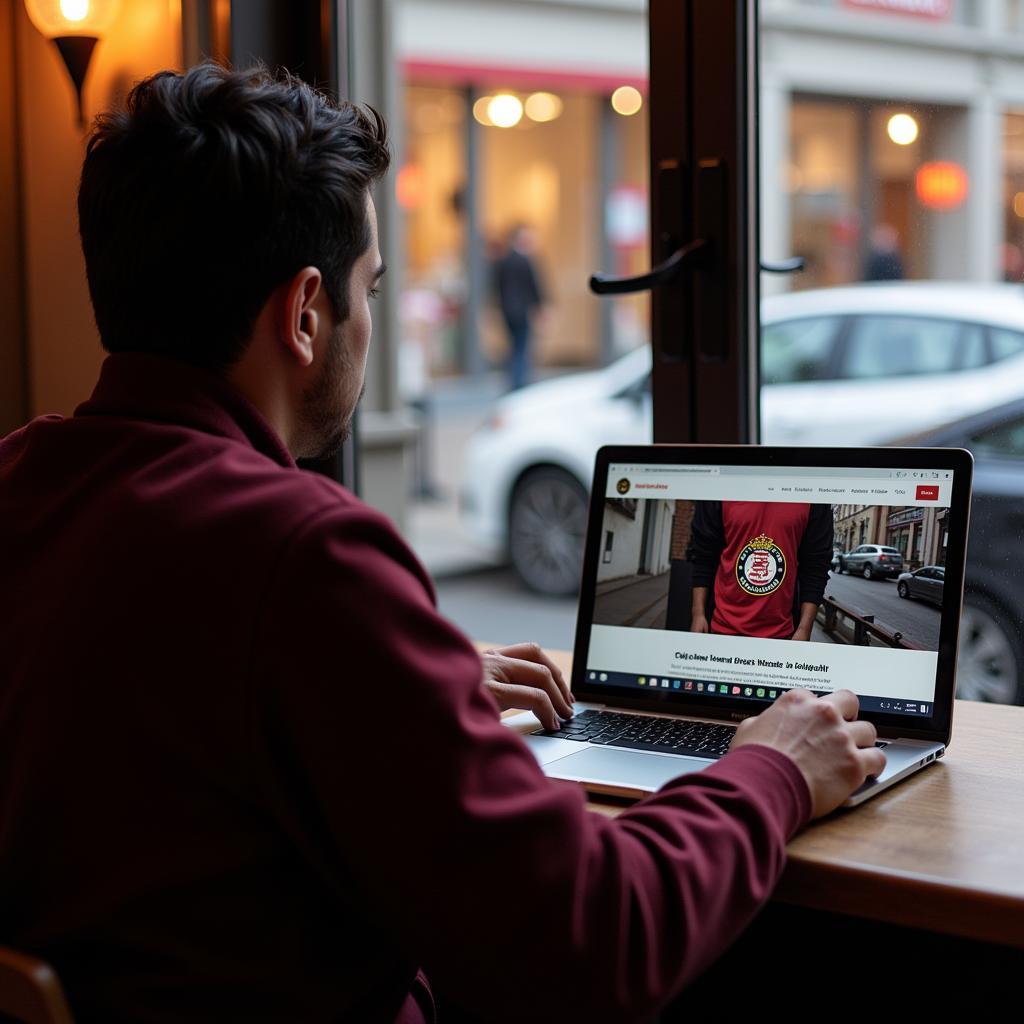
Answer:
[{"left": 503, "top": 444, "right": 973, "bottom": 807}]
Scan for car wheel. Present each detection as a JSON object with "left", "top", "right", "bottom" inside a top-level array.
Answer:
[
  {"left": 862, "top": 564, "right": 873, "bottom": 580},
  {"left": 897, "top": 581, "right": 909, "bottom": 599},
  {"left": 508, "top": 467, "right": 589, "bottom": 596},
  {"left": 957, "top": 593, "right": 1024, "bottom": 705}
]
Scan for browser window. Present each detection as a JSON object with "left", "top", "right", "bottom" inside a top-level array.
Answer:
[{"left": 584, "top": 462, "right": 955, "bottom": 718}]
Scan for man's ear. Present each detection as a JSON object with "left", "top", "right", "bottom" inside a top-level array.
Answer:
[{"left": 281, "top": 267, "right": 323, "bottom": 368}]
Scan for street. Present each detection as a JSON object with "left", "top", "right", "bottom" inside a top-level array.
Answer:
[
  {"left": 435, "top": 567, "right": 579, "bottom": 650},
  {"left": 823, "top": 571, "right": 941, "bottom": 650}
]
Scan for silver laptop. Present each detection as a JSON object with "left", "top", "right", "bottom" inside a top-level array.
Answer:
[{"left": 504, "top": 444, "right": 973, "bottom": 807}]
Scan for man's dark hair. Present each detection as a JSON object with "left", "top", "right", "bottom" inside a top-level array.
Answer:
[{"left": 78, "top": 62, "right": 390, "bottom": 371}]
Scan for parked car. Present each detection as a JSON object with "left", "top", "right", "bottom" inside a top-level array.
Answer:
[
  {"left": 904, "top": 398, "right": 1024, "bottom": 705},
  {"left": 897, "top": 566, "right": 945, "bottom": 606},
  {"left": 461, "top": 283, "right": 1024, "bottom": 598},
  {"left": 835, "top": 544, "right": 904, "bottom": 580}
]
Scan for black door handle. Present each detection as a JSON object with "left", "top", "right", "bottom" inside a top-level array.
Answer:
[
  {"left": 760, "top": 257, "right": 805, "bottom": 274},
  {"left": 588, "top": 238, "right": 709, "bottom": 295}
]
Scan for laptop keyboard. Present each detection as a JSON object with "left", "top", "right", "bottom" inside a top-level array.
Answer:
[{"left": 533, "top": 709, "right": 737, "bottom": 760}]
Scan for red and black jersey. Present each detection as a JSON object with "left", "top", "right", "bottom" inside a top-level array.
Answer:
[{"left": 689, "top": 501, "right": 834, "bottom": 640}]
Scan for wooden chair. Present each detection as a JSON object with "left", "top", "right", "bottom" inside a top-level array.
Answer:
[{"left": 0, "top": 948, "right": 74, "bottom": 1024}]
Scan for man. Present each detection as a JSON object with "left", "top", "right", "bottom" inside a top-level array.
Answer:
[
  {"left": 0, "top": 65, "right": 883, "bottom": 1023},
  {"left": 493, "top": 224, "right": 546, "bottom": 390},
  {"left": 863, "top": 223, "right": 905, "bottom": 282},
  {"left": 689, "top": 501, "right": 834, "bottom": 641}
]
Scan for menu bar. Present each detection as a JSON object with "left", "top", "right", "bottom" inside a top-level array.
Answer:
[{"left": 607, "top": 464, "right": 953, "bottom": 506}]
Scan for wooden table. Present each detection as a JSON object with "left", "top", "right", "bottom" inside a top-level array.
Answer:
[{"left": 512, "top": 647, "right": 1024, "bottom": 950}]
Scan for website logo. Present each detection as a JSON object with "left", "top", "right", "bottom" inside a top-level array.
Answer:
[
  {"left": 616, "top": 478, "right": 631, "bottom": 495},
  {"left": 736, "top": 533, "right": 786, "bottom": 597}
]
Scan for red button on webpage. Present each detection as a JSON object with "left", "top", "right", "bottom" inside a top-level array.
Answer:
[{"left": 916, "top": 485, "right": 939, "bottom": 501}]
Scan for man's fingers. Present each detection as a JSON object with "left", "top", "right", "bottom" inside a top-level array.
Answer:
[
  {"left": 856, "top": 744, "right": 887, "bottom": 780},
  {"left": 821, "top": 688, "right": 860, "bottom": 721},
  {"left": 490, "top": 654, "right": 574, "bottom": 720},
  {"left": 490, "top": 642, "right": 574, "bottom": 707},
  {"left": 489, "top": 682, "right": 559, "bottom": 731},
  {"left": 847, "top": 719, "right": 878, "bottom": 749}
]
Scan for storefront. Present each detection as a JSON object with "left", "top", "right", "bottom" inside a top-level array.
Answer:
[
  {"left": 396, "top": 0, "right": 1024, "bottom": 380},
  {"left": 396, "top": 0, "right": 648, "bottom": 378},
  {"left": 762, "top": 0, "right": 1024, "bottom": 294}
]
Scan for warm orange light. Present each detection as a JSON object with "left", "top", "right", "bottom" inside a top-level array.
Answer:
[
  {"left": 472, "top": 96, "right": 493, "bottom": 127},
  {"left": 395, "top": 164, "right": 425, "bottom": 209},
  {"left": 525, "top": 92, "right": 563, "bottom": 123},
  {"left": 916, "top": 161, "right": 968, "bottom": 210},
  {"left": 25, "top": 0, "right": 120, "bottom": 37},
  {"left": 24, "top": 0, "right": 121, "bottom": 125}
]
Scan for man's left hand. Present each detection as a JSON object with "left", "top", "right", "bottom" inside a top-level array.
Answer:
[
  {"left": 791, "top": 625, "right": 812, "bottom": 642},
  {"left": 481, "top": 642, "right": 574, "bottom": 731}
]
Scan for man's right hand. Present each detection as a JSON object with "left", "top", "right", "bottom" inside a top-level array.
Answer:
[
  {"left": 730, "top": 688, "right": 885, "bottom": 818},
  {"left": 691, "top": 614, "right": 709, "bottom": 634}
]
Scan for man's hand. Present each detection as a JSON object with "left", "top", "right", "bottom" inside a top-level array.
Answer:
[
  {"left": 790, "top": 625, "right": 812, "bottom": 642},
  {"left": 481, "top": 642, "right": 574, "bottom": 731},
  {"left": 691, "top": 615, "right": 710, "bottom": 634},
  {"left": 730, "top": 688, "right": 886, "bottom": 818}
]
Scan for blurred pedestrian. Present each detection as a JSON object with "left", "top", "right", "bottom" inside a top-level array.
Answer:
[
  {"left": 863, "top": 223, "right": 905, "bottom": 282},
  {"left": 493, "top": 223, "right": 547, "bottom": 390}
]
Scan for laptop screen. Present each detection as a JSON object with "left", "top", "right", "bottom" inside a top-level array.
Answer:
[{"left": 583, "top": 460, "right": 957, "bottom": 721}]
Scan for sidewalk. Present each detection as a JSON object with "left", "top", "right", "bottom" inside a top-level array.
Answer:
[
  {"left": 404, "top": 367, "right": 580, "bottom": 579},
  {"left": 593, "top": 572, "right": 671, "bottom": 629}
]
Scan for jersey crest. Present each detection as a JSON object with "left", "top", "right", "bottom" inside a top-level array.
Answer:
[{"left": 735, "top": 533, "right": 786, "bottom": 596}]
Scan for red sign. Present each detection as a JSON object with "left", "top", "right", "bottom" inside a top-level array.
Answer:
[
  {"left": 916, "top": 162, "right": 968, "bottom": 211},
  {"left": 843, "top": 0, "right": 952, "bottom": 19},
  {"left": 916, "top": 485, "right": 939, "bottom": 501}
]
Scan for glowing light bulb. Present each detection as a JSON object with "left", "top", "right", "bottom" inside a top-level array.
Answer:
[
  {"left": 59, "top": 0, "right": 89, "bottom": 21},
  {"left": 525, "top": 92, "right": 563, "bottom": 123},
  {"left": 887, "top": 113, "right": 919, "bottom": 146},
  {"left": 472, "top": 96, "right": 494, "bottom": 126},
  {"left": 487, "top": 94, "right": 523, "bottom": 129},
  {"left": 611, "top": 86, "right": 643, "bottom": 117}
]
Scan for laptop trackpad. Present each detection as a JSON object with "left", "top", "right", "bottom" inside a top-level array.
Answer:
[{"left": 550, "top": 747, "right": 711, "bottom": 790}]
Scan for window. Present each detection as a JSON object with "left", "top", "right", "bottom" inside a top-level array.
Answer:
[
  {"left": 958, "top": 324, "right": 987, "bottom": 370},
  {"left": 750, "top": 0, "right": 1024, "bottom": 702},
  {"left": 760, "top": 316, "right": 839, "bottom": 384},
  {"left": 989, "top": 328, "right": 1024, "bottom": 363},
  {"left": 840, "top": 317, "right": 962, "bottom": 379},
  {"left": 970, "top": 415, "right": 1024, "bottom": 456},
  {"left": 370, "top": 0, "right": 651, "bottom": 647}
]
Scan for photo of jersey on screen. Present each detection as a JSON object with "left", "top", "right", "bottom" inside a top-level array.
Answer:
[
  {"left": 593, "top": 496, "right": 947, "bottom": 654},
  {"left": 689, "top": 501, "right": 832, "bottom": 642}
]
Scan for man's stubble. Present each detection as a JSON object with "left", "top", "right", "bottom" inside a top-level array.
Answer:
[{"left": 299, "top": 322, "right": 364, "bottom": 461}]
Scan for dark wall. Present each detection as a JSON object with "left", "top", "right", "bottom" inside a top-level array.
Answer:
[{"left": 0, "top": 0, "right": 29, "bottom": 434}]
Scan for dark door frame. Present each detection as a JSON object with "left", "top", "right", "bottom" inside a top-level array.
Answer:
[{"left": 648, "top": 0, "right": 760, "bottom": 445}]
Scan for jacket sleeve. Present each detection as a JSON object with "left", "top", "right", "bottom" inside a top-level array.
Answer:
[
  {"left": 796, "top": 504, "right": 834, "bottom": 607},
  {"left": 249, "top": 503, "right": 810, "bottom": 1024},
  {"left": 687, "top": 500, "right": 724, "bottom": 589}
]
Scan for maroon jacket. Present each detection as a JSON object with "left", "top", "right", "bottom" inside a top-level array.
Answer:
[{"left": 0, "top": 353, "right": 810, "bottom": 1023}]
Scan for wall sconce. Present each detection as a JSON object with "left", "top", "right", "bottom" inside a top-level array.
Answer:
[{"left": 24, "top": 0, "right": 121, "bottom": 127}]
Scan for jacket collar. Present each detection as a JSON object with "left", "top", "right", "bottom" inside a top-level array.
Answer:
[{"left": 75, "top": 352, "right": 296, "bottom": 469}]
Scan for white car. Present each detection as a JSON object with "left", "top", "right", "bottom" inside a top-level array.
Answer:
[{"left": 461, "top": 282, "right": 1024, "bottom": 595}]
